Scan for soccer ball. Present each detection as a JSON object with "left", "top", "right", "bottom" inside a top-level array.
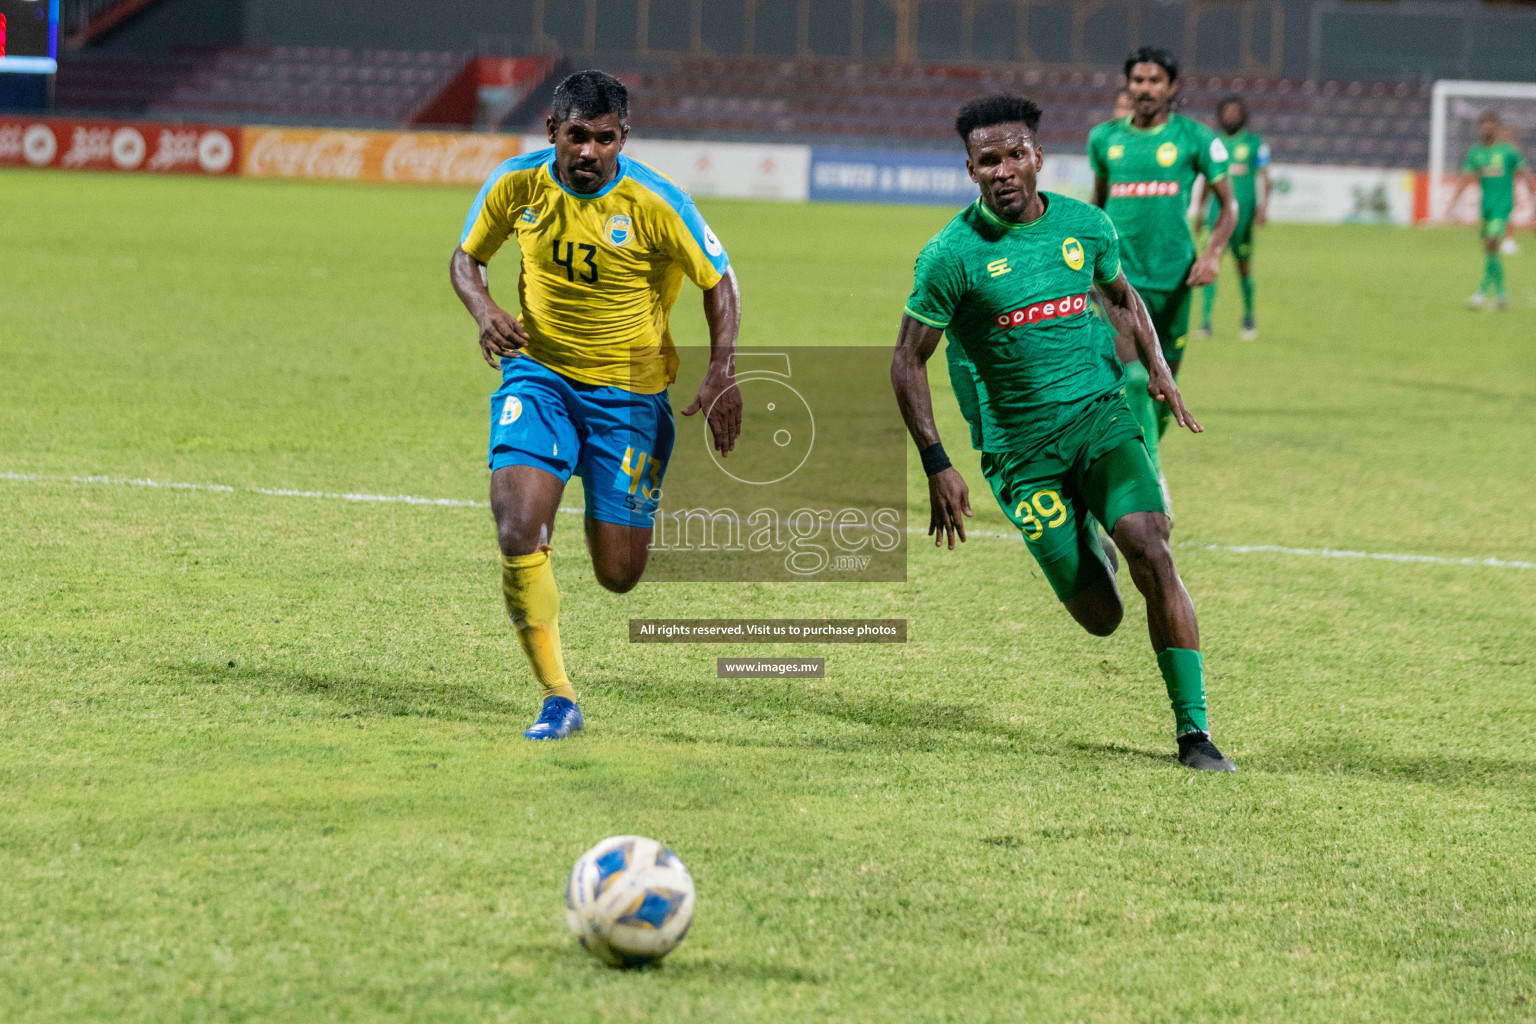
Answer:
[{"left": 565, "top": 835, "right": 695, "bottom": 968}]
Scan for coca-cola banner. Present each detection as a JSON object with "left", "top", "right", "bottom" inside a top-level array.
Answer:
[
  {"left": 241, "top": 126, "right": 523, "bottom": 185},
  {"left": 0, "top": 118, "right": 239, "bottom": 174}
]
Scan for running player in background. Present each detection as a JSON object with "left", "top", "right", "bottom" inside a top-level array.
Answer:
[
  {"left": 1449, "top": 112, "right": 1533, "bottom": 310},
  {"left": 1087, "top": 48, "right": 1236, "bottom": 488},
  {"left": 450, "top": 70, "right": 742, "bottom": 739},
  {"left": 892, "top": 94, "right": 1234, "bottom": 771},
  {"left": 1195, "top": 94, "right": 1270, "bottom": 341}
]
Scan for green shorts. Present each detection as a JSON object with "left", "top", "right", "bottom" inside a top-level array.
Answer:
[
  {"left": 1230, "top": 215, "right": 1255, "bottom": 259},
  {"left": 1206, "top": 211, "right": 1256, "bottom": 260},
  {"left": 1483, "top": 216, "right": 1509, "bottom": 240},
  {"left": 980, "top": 392, "right": 1167, "bottom": 602},
  {"left": 1137, "top": 285, "right": 1192, "bottom": 368}
]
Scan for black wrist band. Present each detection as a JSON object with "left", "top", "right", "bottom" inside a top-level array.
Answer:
[{"left": 919, "top": 442, "right": 951, "bottom": 477}]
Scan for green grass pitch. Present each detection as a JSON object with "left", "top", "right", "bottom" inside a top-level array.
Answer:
[{"left": 1, "top": 169, "right": 1534, "bottom": 1022}]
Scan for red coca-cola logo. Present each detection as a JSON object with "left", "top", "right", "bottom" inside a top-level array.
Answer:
[{"left": 994, "top": 293, "right": 1089, "bottom": 328}]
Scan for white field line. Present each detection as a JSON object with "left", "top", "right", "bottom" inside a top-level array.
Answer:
[{"left": 3, "top": 470, "right": 1533, "bottom": 571}]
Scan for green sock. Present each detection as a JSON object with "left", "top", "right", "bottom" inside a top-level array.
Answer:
[
  {"left": 1122, "top": 360, "right": 1160, "bottom": 471},
  {"left": 1157, "top": 647, "right": 1208, "bottom": 737},
  {"left": 1199, "top": 282, "right": 1216, "bottom": 326},
  {"left": 1489, "top": 252, "right": 1505, "bottom": 297},
  {"left": 1481, "top": 252, "right": 1498, "bottom": 294},
  {"left": 1239, "top": 276, "right": 1254, "bottom": 318}
]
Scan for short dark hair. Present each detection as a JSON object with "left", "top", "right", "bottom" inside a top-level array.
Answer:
[
  {"left": 1124, "top": 46, "right": 1179, "bottom": 82},
  {"left": 1479, "top": 110, "right": 1499, "bottom": 123},
  {"left": 551, "top": 70, "right": 629, "bottom": 125},
  {"left": 1218, "top": 93, "right": 1247, "bottom": 118},
  {"left": 955, "top": 94, "right": 1043, "bottom": 147}
]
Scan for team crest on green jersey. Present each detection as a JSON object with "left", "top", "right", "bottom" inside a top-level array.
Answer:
[
  {"left": 1062, "top": 237, "right": 1085, "bottom": 270},
  {"left": 1108, "top": 144, "right": 1124, "bottom": 160},
  {"left": 1157, "top": 142, "right": 1178, "bottom": 167},
  {"left": 604, "top": 214, "right": 633, "bottom": 247}
]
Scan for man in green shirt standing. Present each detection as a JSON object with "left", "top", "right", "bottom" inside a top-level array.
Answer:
[
  {"left": 1196, "top": 94, "right": 1270, "bottom": 340},
  {"left": 1450, "top": 111, "right": 1534, "bottom": 311},
  {"left": 1087, "top": 48, "right": 1237, "bottom": 481},
  {"left": 891, "top": 94, "right": 1235, "bottom": 771}
]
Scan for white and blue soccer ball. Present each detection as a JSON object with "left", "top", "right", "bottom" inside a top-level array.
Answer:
[{"left": 565, "top": 835, "right": 695, "bottom": 968}]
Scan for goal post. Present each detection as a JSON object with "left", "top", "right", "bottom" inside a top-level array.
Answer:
[{"left": 1429, "top": 79, "right": 1536, "bottom": 225}]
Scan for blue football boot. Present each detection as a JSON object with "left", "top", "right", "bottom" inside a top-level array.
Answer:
[{"left": 523, "top": 695, "right": 584, "bottom": 740}]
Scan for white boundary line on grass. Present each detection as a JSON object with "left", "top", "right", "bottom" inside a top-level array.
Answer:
[{"left": 3, "top": 470, "right": 1533, "bottom": 571}]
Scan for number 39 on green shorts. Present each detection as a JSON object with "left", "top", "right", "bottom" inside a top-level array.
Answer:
[{"left": 981, "top": 391, "right": 1166, "bottom": 601}]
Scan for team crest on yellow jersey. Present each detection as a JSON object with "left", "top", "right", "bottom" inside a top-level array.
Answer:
[
  {"left": 1157, "top": 142, "right": 1178, "bottom": 167},
  {"left": 604, "top": 213, "right": 634, "bottom": 248},
  {"left": 1062, "top": 237, "right": 1084, "bottom": 270}
]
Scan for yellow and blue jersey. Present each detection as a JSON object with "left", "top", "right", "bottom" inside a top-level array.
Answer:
[{"left": 461, "top": 146, "right": 730, "bottom": 394}]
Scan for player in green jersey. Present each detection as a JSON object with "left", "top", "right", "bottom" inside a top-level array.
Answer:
[
  {"left": 891, "top": 94, "right": 1235, "bottom": 772},
  {"left": 1195, "top": 94, "right": 1270, "bottom": 340},
  {"left": 1449, "top": 111, "right": 1534, "bottom": 311},
  {"left": 1087, "top": 48, "right": 1237, "bottom": 480}
]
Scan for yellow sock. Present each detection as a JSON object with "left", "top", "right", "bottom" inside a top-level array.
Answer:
[{"left": 500, "top": 546, "right": 576, "bottom": 701}]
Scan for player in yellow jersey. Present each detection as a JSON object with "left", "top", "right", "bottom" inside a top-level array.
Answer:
[{"left": 450, "top": 71, "right": 742, "bottom": 740}]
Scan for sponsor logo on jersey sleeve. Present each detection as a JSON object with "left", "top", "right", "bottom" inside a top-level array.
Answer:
[
  {"left": 1062, "top": 238, "right": 1084, "bottom": 271},
  {"left": 703, "top": 225, "right": 723, "bottom": 257},
  {"left": 1210, "top": 138, "right": 1229, "bottom": 162},
  {"left": 1157, "top": 142, "right": 1179, "bottom": 167},
  {"left": 604, "top": 213, "right": 633, "bottom": 247}
]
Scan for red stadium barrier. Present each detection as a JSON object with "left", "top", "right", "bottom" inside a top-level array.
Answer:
[{"left": 0, "top": 117, "right": 240, "bottom": 175}]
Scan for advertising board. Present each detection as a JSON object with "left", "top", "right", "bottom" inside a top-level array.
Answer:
[
  {"left": 242, "top": 127, "right": 522, "bottom": 185},
  {"left": 519, "top": 135, "right": 811, "bottom": 202},
  {"left": 0, "top": 117, "right": 239, "bottom": 174}
]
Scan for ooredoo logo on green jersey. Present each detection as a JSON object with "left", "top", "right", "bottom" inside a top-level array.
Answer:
[{"left": 994, "top": 293, "right": 1089, "bottom": 328}]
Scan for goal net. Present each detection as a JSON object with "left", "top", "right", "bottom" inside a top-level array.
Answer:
[{"left": 1429, "top": 80, "right": 1536, "bottom": 226}]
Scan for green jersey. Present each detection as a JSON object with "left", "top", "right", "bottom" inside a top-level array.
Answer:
[
  {"left": 1087, "top": 113, "right": 1229, "bottom": 292},
  {"left": 1207, "top": 129, "right": 1269, "bottom": 219},
  {"left": 904, "top": 193, "right": 1125, "bottom": 455},
  {"left": 1463, "top": 142, "right": 1527, "bottom": 219}
]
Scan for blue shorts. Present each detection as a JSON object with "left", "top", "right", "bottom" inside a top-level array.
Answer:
[{"left": 488, "top": 355, "right": 675, "bottom": 529}]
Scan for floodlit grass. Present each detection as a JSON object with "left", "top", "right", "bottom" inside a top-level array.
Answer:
[{"left": 1, "top": 170, "right": 1533, "bottom": 1022}]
